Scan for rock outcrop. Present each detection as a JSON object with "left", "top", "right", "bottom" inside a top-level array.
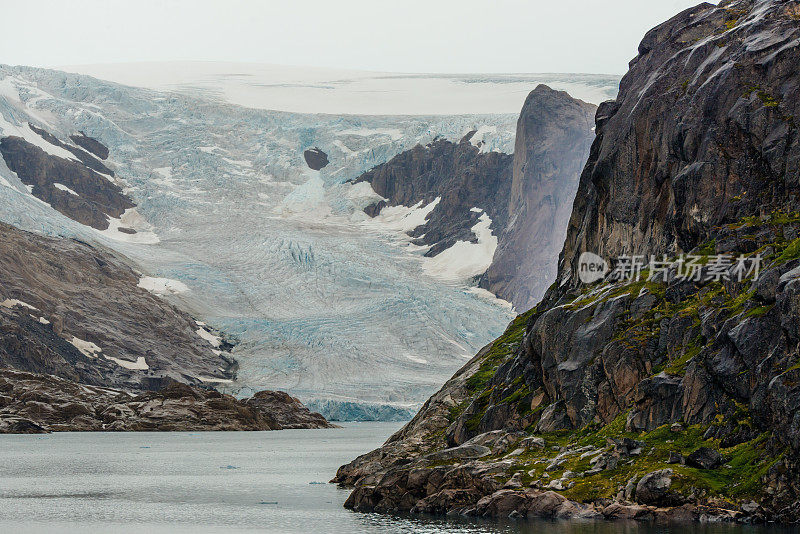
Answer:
[
  {"left": 303, "top": 147, "right": 329, "bottom": 170},
  {"left": 480, "top": 86, "right": 595, "bottom": 309},
  {"left": 559, "top": 0, "right": 800, "bottom": 286},
  {"left": 353, "top": 133, "right": 514, "bottom": 257},
  {"left": 0, "top": 125, "right": 132, "bottom": 230},
  {"left": 244, "top": 390, "right": 332, "bottom": 429},
  {"left": 0, "top": 222, "right": 236, "bottom": 390},
  {"left": 0, "top": 368, "right": 335, "bottom": 433},
  {"left": 69, "top": 131, "right": 110, "bottom": 160},
  {"left": 353, "top": 87, "right": 594, "bottom": 307},
  {"left": 336, "top": 0, "right": 800, "bottom": 524}
]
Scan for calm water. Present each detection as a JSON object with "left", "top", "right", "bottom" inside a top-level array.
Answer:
[{"left": 0, "top": 423, "right": 791, "bottom": 534}]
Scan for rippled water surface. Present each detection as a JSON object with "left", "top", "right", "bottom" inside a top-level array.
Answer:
[{"left": 0, "top": 424, "right": 792, "bottom": 534}]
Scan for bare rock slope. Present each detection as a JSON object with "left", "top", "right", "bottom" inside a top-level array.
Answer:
[{"left": 0, "top": 222, "right": 235, "bottom": 390}]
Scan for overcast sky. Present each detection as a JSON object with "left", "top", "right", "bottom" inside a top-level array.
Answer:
[{"left": 1, "top": 0, "right": 708, "bottom": 75}]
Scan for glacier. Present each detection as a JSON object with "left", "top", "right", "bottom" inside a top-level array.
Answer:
[{"left": 0, "top": 64, "right": 619, "bottom": 419}]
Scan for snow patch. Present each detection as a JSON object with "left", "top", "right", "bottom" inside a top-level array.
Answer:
[
  {"left": 465, "top": 287, "right": 515, "bottom": 312},
  {"left": 0, "top": 298, "right": 37, "bottom": 310},
  {"left": 468, "top": 125, "right": 497, "bottom": 152},
  {"left": 70, "top": 336, "right": 102, "bottom": 358},
  {"left": 346, "top": 181, "right": 386, "bottom": 208},
  {"left": 138, "top": 276, "right": 190, "bottom": 295},
  {"left": 53, "top": 183, "right": 79, "bottom": 196},
  {"left": 196, "top": 326, "right": 222, "bottom": 348},
  {"left": 371, "top": 197, "right": 440, "bottom": 234},
  {"left": 197, "top": 376, "right": 234, "bottom": 384},
  {"left": 105, "top": 355, "right": 149, "bottom": 370},
  {"left": 278, "top": 169, "right": 327, "bottom": 216},
  {"left": 422, "top": 212, "right": 498, "bottom": 281},
  {"left": 96, "top": 208, "right": 160, "bottom": 244}
]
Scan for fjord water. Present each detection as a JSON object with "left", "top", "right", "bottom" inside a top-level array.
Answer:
[{"left": 0, "top": 425, "right": 792, "bottom": 534}]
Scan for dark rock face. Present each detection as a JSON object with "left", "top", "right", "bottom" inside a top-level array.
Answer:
[
  {"left": 0, "top": 222, "right": 235, "bottom": 390},
  {"left": 303, "top": 147, "right": 329, "bottom": 170},
  {"left": 69, "top": 132, "right": 110, "bottom": 160},
  {"left": 336, "top": 0, "right": 800, "bottom": 523},
  {"left": 686, "top": 447, "right": 724, "bottom": 470},
  {"left": 0, "top": 126, "right": 132, "bottom": 230},
  {"left": 353, "top": 86, "right": 594, "bottom": 303},
  {"left": 29, "top": 124, "right": 114, "bottom": 176},
  {"left": 354, "top": 134, "right": 514, "bottom": 257},
  {"left": 559, "top": 0, "right": 800, "bottom": 286},
  {"left": 0, "top": 368, "right": 335, "bottom": 433},
  {"left": 480, "top": 86, "right": 595, "bottom": 309}
]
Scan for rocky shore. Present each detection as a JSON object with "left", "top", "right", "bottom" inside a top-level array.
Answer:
[{"left": 0, "top": 367, "right": 335, "bottom": 433}]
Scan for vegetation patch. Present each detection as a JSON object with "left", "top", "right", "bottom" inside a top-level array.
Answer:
[
  {"left": 510, "top": 419, "right": 777, "bottom": 505},
  {"left": 465, "top": 308, "right": 536, "bottom": 392}
]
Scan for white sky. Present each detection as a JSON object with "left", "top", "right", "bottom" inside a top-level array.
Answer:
[{"left": 0, "top": 0, "right": 708, "bottom": 75}]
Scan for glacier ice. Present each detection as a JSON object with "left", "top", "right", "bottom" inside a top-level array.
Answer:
[{"left": 0, "top": 64, "right": 616, "bottom": 418}]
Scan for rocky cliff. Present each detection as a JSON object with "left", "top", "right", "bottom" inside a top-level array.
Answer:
[
  {"left": 353, "top": 86, "right": 595, "bottom": 308},
  {"left": 481, "top": 86, "right": 595, "bottom": 309},
  {"left": 335, "top": 0, "right": 800, "bottom": 523}
]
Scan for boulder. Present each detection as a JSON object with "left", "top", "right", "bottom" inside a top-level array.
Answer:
[
  {"left": 686, "top": 447, "right": 723, "bottom": 470},
  {"left": 636, "top": 469, "right": 675, "bottom": 506}
]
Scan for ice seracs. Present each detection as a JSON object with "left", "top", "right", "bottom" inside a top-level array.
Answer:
[{"left": 0, "top": 64, "right": 521, "bottom": 417}]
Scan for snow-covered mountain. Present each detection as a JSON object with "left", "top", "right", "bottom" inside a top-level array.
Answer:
[{"left": 0, "top": 63, "right": 619, "bottom": 419}]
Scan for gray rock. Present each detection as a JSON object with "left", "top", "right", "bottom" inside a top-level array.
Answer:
[
  {"left": 624, "top": 476, "right": 638, "bottom": 501},
  {"left": 0, "top": 223, "right": 237, "bottom": 391},
  {"left": 1, "top": 131, "right": 126, "bottom": 230},
  {"left": 503, "top": 472, "right": 524, "bottom": 489},
  {"left": 667, "top": 451, "right": 684, "bottom": 464},
  {"left": 0, "top": 368, "right": 334, "bottom": 433},
  {"left": 425, "top": 444, "right": 491, "bottom": 463},
  {"left": 636, "top": 469, "right": 675, "bottom": 506}
]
